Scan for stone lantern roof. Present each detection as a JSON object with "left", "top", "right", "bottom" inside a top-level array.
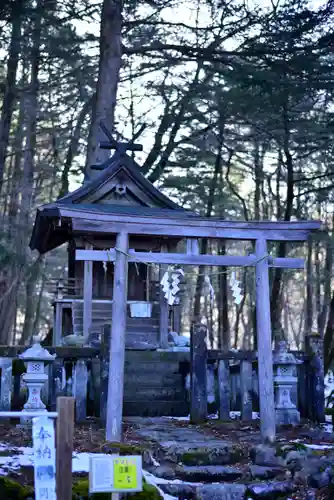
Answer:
[{"left": 19, "top": 337, "right": 56, "bottom": 362}]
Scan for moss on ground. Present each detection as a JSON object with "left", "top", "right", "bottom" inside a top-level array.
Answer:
[
  {"left": 0, "top": 476, "right": 162, "bottom": 499},
  {"left": 101, "top": 442, "right": 148, "bottom": 455},
  {"left": 180, "top": 449, "right": 212, "bottom": 465},
  {"left": 179, "top": 444, "right": 243, "bottom": 466},
  {"left": 72, "top": 478, "right": 162, "bottom": 499},
  {"left": 275, "top": 442, "right": 308, "bottom": 458},
  {"left": 0, "top": 477, "right": 34, "bottom": 499}
]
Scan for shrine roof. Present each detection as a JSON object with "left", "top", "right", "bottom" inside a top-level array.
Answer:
[
  {"left": 39, "top": 202, "right": 198, "bottom": 219},
  {"left": 29, "top": 152, "right": 197, "bottom": 253},
  {"left": 56, "top": 153, "right": 187, "bottom": 210},
  {"left": 29, "top": 149, "right": 321, "bottom": 254}
]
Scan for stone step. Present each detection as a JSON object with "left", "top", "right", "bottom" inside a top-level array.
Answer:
[
  {"left": 156, "top": 440, "right": 245, "bottom": 466},
  {"left": 175, "top": 465, "right": 244, "bottom": 482},
  {"left": 124, "top": 373, "right": 184, "bottom": 387},
  {"left": 160, "top": 483, "right": 196, "bottom": 499},
  {"left": 126, "top": 351, "right": 189, "bottom": 362},
  {"left": 157, "top": 480, "right": 298, "bottom": 499},
  {"left": 123, "top": 401, "right": 189, "bottom": 417},
  {"left": 124, "top": 388, "right": 186, "bottom": 401},
  {"left": 152, "top": 463, "right": 286, "bottom": 483},
  {"left": 124, "top": 362, "right": 181, "bottom": 373},
  {"left": 248, "top": 464, "right": 285, "bottom": 480}
]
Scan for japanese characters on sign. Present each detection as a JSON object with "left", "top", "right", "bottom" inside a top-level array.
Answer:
[
  {"left": 32, "top": 416, "right": 56, "bottom": 500},
  {"left": 89, "top": 455, "right": 142, "bottom": 494}
]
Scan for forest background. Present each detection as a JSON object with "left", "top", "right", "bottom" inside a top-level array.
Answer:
[{"left": 0, "top": 0, "right": 333, "bottom": 369}]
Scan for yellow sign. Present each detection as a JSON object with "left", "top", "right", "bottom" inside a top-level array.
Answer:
[{"left": 113, "top": 458, "right": 138, "bottom": 490}]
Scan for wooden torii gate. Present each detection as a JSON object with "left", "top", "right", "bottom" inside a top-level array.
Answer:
[{"left": 74, "top": 214, "right": 321, "bottom": 444}]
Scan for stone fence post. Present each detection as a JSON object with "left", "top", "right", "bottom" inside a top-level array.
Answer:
[
  {"left": 190, "top": 323, "right": 207, "bottom": 424},
  {"left": 305, "top": 333, "right": 325, "bottom": 423}
]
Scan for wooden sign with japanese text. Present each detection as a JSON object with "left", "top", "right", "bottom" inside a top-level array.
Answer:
[
  {"left": 32, "top": 416, "right": 56, "bottom": 500},
  {"left": 89, "top": 454, "right": 142, "bottom": 493}
]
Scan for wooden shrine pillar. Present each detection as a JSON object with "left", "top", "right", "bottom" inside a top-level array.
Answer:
[
  {"left": 83, "top": 242, "right": 93, "bottom": 342},
  {"left": 159, "top": 244, "right": 169, "bottom": 348},
  {"left": 106, "top": 232, "right": 129, "bottom": 442},
  {"left": 255, "top": 238, "right": 276, "bottom": 442}
]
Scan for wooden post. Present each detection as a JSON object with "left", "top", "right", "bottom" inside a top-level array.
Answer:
[
  {"left": 159, "top": 244, "right": 169, "bottom": 348},
  {"left": 106, "top": 232, "right": 128, "bottom": 442},
  {"left": 100, "top": 324, "right": 111, "bottom": 424},
  {"left": 83, "top": 242, "right": 93, "bottom": 342},
  {"left": 240, "top": 360, "right": 253, "bottom": 421},
  {"left": 255, "top": 238, "right": 276, "bottom": 442},
  {"left": 306, "top": 334, "right": 325, "bottom": 423},
  {"left": 56, "top": 396, "right": 75, "bottom": 500},
  {"left": 190, "top": 323, "right": 207, "bottom": 424},
  {"left": 218, "top": 359, "right": 230, "bottom": 420},
  {"left": 53, "top": 302, "right": 63, "bottom": 346},
  {"left": 173, "top": 302, "right": 182, "bottom": 334}
]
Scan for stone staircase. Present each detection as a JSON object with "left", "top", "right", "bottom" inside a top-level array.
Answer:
[
  {"left": 71, "top": 301, "right": 160, "bottom": 347},
  {"left": 123, "top": 351, "right": 189, "bottom": 417},
  {"left": 124, "top": 417, "right": 332, "bottom": 499}
]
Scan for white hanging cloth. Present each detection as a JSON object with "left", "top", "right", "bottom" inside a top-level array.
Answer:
[
  {"left": 160, "top": 268, "right": 184, "bottom": 306},
  {"left": 230, "top": 270, "right": 243, "bottom": 305}
]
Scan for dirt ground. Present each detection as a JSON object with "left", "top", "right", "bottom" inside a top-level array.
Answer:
[{"left": 0, "top": 418, "right": 332, "bottom": 498}]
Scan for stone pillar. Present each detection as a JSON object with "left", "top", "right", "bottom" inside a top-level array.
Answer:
[
  {"left": 305, "top": 334, "right": 325, "bottom": 423},
  {"left": 190, "top": 323, "right": 208, "bottom": 424},
  {"left": 273, "top": 340, "right": 300, "bottom": 426}
]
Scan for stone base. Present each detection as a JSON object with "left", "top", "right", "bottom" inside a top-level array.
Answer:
[
  {"left": 17, "top": 409, "right": 47, "bottom": 428},
  {"left": 275, "top": 408, "right": 300, "bottom": 426}
]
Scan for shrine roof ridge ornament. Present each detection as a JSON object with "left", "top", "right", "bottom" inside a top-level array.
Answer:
[{"left": 91, "top": 122, "right": 143, "bottom": 172}]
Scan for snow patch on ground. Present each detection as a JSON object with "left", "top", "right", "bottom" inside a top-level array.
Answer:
[
  {"left": 325, "top": 371, "right": 334, "bottom": 402},
  {"left": 0, "top": 445, "right": 192, "bottom": 500},
  {"left": 230, "top": 411, "right": 260, "bottom": 420},
  {"left": 290, "top": 439, "right": 334, "bottom": 450},
  {"left": 165, "top": 411, "right": 260, "bottom": 421}
]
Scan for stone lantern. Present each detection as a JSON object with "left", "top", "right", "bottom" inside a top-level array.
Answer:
[
  {"left": 19, "top": 337, "right": 56, "bottom": 423},
  {"left": 273, "top": 340, "right": 300, "bottom": 425}
]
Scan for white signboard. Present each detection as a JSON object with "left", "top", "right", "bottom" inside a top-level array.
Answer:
[
  {"left": 89, "top": 455, "right": 142, "bottom": 494},
  {"left": 32, "top": 416, "right": 56, "bottom": 500}
]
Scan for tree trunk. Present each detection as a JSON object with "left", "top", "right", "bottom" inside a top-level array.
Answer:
[
  {"left": 20, "top": 0, "right": 42, "bottom": 233},
  {"left": 324, "top": 293, "right": 334, "bottom": 374},
  {"left": 59, "top": 94, "right": 94, "bottom": 197},
  {"left": 318, "top": 217, "right": 334, "bottom": 337},
  {"left": 315, "top": 239, "right": 322, "bottom": 330},
  {"left": 0, "top": 0, "right": 24, "bottom": 194},
  {"left": 8, "top": 0, "right": 43, "bottom": 345},
  {"left": 270, "top": 103, "right": 294, "bottom": 336},
  {"left": 193, "top": 136, "right": 223, "bottom": 321},
  {"left": 319, "top": 248, "right": 333, "bottom": 336},
  {"left": 218, "top": 241, "right": 230, "bottom": 349},
  {"left": 7, "top": 74, "right": 26, "bottom": 239},
  {"left": 85, "top": 0, "right": 123, "bottom": 176},
  {"left": 0, "top": 269, "right": 20, "bottom": 344},
  {"left": 305, "top": 236, "right": 314, "bottom": 336},
  {"left": 33, "top": 258, "right": 47, "bottom": 333},
  {"left": 253, "top": 138, "right": 263, "bottom": 220},
  {"left": 21, "top": 255, "right": 45, "bottom": 344}
]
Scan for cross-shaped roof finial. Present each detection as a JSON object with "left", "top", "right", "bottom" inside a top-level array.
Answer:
[{"left": 91, "top": 122, "right": 143, "bottom": 171}]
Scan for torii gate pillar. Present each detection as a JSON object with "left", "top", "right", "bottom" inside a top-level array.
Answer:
[{"left": 256, "top": 238, "right": 275, "bottom": 442}]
